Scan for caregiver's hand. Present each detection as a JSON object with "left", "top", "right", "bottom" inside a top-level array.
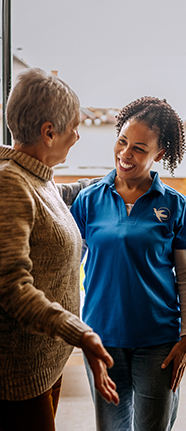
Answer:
[{"left": 161, "top": 336, "right": 186, "bottom": 392}]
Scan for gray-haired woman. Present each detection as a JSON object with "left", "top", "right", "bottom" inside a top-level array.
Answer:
[{"left": 0, "top": 68, "right": 119, "bottom": 431}]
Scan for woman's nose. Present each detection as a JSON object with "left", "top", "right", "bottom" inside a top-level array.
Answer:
[{"left": 120, "top": 145, "right": 132, "bottom": 158}]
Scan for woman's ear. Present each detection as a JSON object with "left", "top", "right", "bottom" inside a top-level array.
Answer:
[
  {"left": 154, "top": 149, "right": 165, "bottom": 162},
  {"left": 40, "top": 122, "right": 55, "bottom": 147}
]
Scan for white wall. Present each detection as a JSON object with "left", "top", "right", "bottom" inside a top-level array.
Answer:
[
  {"left": 12, "top": 58, "right": 29, "bottom": 84},
  {"left": 0, "top": 55, "right": 29, "bottom": 145},
  {"left": 54, "top": 123, "right": 116, "bottom": 177},
  {"left": 1, "top": 107, "right": 185, "bottom": 178}
]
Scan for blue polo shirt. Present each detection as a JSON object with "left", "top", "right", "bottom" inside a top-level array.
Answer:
[{"left": 71, "top": 170, "right": 186, "bottom": 348}]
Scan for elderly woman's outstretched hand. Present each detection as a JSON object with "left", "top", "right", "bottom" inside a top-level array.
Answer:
[{"left": 80, "top": 331, "right": 119, "bottom": 405}]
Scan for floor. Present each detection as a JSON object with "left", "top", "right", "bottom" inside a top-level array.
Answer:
[
  {"left": 56, "top": 349, "right": 96, "bottom": 431},
  {"left": 55, "top": 349, "right": 186, "bottom": 431}
]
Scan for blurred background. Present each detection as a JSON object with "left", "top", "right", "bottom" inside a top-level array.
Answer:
[
  {"left": 0, "top": 0, "right": 186, "bottom": 181},
  {"left": 0, "top": 2, "right": 186, "bottom": 430}
]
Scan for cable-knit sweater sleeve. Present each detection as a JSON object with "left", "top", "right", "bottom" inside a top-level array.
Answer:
[{"left": 0, "top": 168, "right": 91, "bottom": 347}]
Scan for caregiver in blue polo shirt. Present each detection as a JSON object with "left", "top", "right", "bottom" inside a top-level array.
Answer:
[{"left": 71, "top": 96, "right": 186, "bottom": 431}]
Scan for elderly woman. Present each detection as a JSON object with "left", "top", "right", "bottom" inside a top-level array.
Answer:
[{"left": 0, "top": 68, "right": 118, "bottom": 431}]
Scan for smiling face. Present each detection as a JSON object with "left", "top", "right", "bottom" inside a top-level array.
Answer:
[{"left": 114, "top": 118, "right": 164, "bottom": 185}]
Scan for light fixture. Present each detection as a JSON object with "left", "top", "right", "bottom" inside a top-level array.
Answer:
[
  {"left": 94, "top": 118, "right": 101, "bottom": 126},
  {"left": 84, "top": 118, "right": 92, "bottom": 126},
  {"left": 100, "top": 114, "right": 107, "bottom": 123}
]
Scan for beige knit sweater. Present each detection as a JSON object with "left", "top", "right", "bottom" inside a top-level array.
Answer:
[{"left": 0, "top": 145, "right": 92, "bottom": 401}]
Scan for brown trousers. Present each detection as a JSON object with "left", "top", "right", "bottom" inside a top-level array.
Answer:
[{"left": 0, "top": 375, "right": 62, "bottom": 431}]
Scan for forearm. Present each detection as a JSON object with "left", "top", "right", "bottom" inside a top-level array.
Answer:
[
  {"left": 0, "top": 266, "right": 92, "bottom": 346},
  {"left": 174, "top": 249, "right": 186, "bottom": 336},
  {"left": 56, "top": 177, "right": 101, "bottom": 207},
  {"left": 0, "top": 174, "right": 91, "bottom": 346}
]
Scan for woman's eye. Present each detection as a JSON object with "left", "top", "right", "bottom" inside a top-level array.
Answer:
[
  {"left": 137, "top": 147, "right": 145, "bottom": 152},
  {"left": 119, "top": 139, "right": 126, "bottom": 145}
]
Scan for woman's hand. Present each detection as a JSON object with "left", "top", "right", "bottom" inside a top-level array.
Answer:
[
  {"left": 161, "top": 336, "right": 186, "bottom": 392},
  {"left": 80, "top": 331, "right": 119, "bottom": 405}
]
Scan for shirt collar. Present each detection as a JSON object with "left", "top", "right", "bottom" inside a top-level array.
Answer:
[
  {"left": 148, "top": 171, "right": 165, "bottom": 195},
  {"left": 100, "top": 169, "right": 165, "bottom": 195},
  {"left": 100, "top": 169, "right": 117, "bottom": 187}
]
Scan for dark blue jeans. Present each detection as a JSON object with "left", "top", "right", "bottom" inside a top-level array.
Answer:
[{"left": 84, "top": 343, "right": 179, "bottom": 431}]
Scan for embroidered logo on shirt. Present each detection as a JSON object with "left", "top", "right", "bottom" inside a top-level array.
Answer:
[{"left": 153, "top": 207, "right": 171, "bottom": 222}]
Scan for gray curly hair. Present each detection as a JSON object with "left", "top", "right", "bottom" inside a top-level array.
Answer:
[{"left": 6, "top": 68, "right": 80, "bottom": 146}]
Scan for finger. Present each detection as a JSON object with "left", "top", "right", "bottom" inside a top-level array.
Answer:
[
  {"left": 172, "top": 365, "right": 186, "bottom": 392},
  {"left": 93, "top": 363, "right": 119, "bottom": 404},
  {"left": 171, "top": 364, "right": 184, "bottom": 392},
  {"left": 95, "top": 379, "right": 119, "bottom": 405},
  {"left": 109, "top": 390, "right": 119, "bottom": 405},
  {"left": 106, "top": 381, "right": 119, "bottom": 404},
  {"left": 96, "top": 346, "right": 114, "bottom": 369},
  {"left": 100, "top": 387, "right": 119, "bottom": 405},
  {"left": 103, "top": 375, "right": 118, "bottom": 398},
  {"left": 161, "top": 352, "right": 174, "bottom": 369},
  {"left": 170, "top": 361, "right": 180, "bottom": 389},
  {"left": 107, "top": 375, "right": 117, "bottom": 390}
]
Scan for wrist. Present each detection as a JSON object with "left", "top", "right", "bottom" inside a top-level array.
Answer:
[{"left": 79, "top": 330, "right": 93, "bottom": 348}]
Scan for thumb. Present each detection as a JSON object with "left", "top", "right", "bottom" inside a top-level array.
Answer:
[
  {"left": 100, "top": 347, "right": 114, "bottom": 369},
  {"left": 80, "top": 332, "right": 114, "bottom": 368},
  {"left": 92, "top": 340, "right": 114, "bottom": 368}
]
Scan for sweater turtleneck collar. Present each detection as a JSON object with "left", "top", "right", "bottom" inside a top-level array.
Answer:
[{"left": 0, "top": 145, "right": 54, "bottom": 182}]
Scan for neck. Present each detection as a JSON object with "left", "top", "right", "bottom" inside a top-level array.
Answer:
[
  {"left": 115, "top": 175, "right": 153, "bottom": 193},
  {"left": 13, "top": 142, "right": 50, "bottom": 166},
  {"left": 114, "top": 174, "right": 153, "bottom": 204}
]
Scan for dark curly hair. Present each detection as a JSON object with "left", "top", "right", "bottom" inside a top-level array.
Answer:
[{"left": 116, "top": 96, "right": 186, "bottom": 176}]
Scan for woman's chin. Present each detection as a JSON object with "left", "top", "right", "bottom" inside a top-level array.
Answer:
[{"left": 60, "top": 157, "right": 67, "bottom": 164}]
